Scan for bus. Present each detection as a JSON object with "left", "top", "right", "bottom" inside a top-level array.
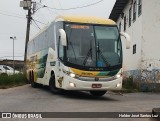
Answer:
[{"left": 26, "top": 15, "right": 131, "bottom": 97}]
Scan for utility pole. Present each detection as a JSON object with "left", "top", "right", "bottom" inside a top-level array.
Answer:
[
  {"left": 20, "top": 0, "right": 43, "bottom": 75},
  {"left": 20, "top": 0, "right": 32, "bottom": 75},
  {"left": 24, "top": 7, "right": 32, "bottom": 75},
  {"left": 10, "top": 36, "right": 16, "bottom": 74}
]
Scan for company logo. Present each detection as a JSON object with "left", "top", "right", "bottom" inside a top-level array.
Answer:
[
  {"left": 1, "top": 113, "right": 42, "bottom": 119},
  {"left": 95, "top": 77, "right": 99, "bottom": 81},
  {"left": 2, "top": 113, "right": 11, "bottom": 118}
]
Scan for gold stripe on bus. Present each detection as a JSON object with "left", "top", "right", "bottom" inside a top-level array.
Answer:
[{"left": 70, "top": 68, "right": 109, "bottom": 77}]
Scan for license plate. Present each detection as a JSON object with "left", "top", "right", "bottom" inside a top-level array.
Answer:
[{"left": 92, "top": 84, "right": 102, "bottom": 88}]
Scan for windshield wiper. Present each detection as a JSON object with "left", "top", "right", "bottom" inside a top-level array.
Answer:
[
  {"left": 97, "top": 42, "right": 110, "bottom": 67},
  {"left": 68, "top": 42, "right": 77, "bottom": 62},
  {"left": 83, "top": 39, "right": 93, "bottom": 65},
  {"left": 83, "top": 48, "right": 92, "bottom": 65}
]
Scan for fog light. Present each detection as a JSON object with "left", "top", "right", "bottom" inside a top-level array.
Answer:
[
  {"left": 116, "top": 83, "right": 121, "bottom": 88},
  {"left": 69, "top": 82, "right": 76, "bottom": 87},
  {"left": 70, "top": 73, "right": 76, "bottom": 78}
]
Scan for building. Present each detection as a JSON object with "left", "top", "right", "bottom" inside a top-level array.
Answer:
[
  {"left": 0, "top": 59, "right": 24, "bottom": 71},
  {"left": 109, "top": 0, "right": 160, "bottom": 83}
]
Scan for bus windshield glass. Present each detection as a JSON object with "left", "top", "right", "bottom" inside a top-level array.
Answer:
[{"left": 64, "top": 23, "right": 122, "bottom": 68}]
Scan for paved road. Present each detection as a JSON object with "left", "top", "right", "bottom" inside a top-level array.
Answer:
[{"left": 0, "top": 84, "right": 159, "bottom": 121}]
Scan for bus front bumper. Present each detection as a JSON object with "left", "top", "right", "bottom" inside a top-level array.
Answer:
[{"left": 61, "top": 75, "right": 123, "bottom": 91}]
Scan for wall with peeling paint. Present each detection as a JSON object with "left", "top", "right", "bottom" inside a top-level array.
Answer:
[
  {"left": 140, "top": 0, "right": 160, "bottom": 83},
  {"left": 115, "top": 0, "right": 160, "bottom": 83}
]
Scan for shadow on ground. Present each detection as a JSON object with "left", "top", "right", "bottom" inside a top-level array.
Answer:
[{"left": 31, "top": 84, "right": 119, "bottom": 101}]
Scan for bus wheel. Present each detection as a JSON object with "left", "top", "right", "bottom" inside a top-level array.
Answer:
[
  {"left": 49, "top": 75, "right": 61, "bottom": 94},
  {"left": 30, "top": 72, "right": 38, "bottom": 88},
  {"left": 90, "top": 91, "right": 106, "bottom": 97}
]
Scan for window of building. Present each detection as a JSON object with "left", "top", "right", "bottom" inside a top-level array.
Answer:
[
  {"left": 124, "top": 16, "right": 126, "bottom": 31},
  {"left": 133, "top": 1, "right": 137, "bottom": 22},
  {"left": 119, "top": 22, "right": 121, "bottom": 32},
  {"left": 129, "top": 7, "right": 132, "bottom": 27},
  {"left": 133, "top": 44, "right": 136, "bottom": 54},
  {"left": 138, "top": 0, "right": 142, "bottom": 16}
]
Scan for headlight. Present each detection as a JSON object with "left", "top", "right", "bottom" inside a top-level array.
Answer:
[
  {"left": 115, "top": 74, "right": 121, "bottom": 79},
  {"left": 63, "top": 69, "right": 77, "bottom": 78},
  {"left": 69, "top": 82, "right": 76, "bottom": 87},
  {"left": 116, "top": 83, "right": 121, "bottom": 88},
  {"left": 70, "top": 73, "right": 76, "bottom": 78}
]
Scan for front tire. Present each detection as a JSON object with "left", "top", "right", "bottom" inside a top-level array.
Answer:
[
  {"left": 90, "top": 91, "right": 106, "bottom": 97},
  {"left": 49, "top": 75, "right": 61, "bottom": 94}
]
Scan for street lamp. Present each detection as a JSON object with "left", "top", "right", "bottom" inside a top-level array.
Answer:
[{"left": 10, "top": 36, "right": 16, "bottom": 74}]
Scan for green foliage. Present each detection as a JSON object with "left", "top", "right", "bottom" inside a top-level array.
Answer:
[
  {"left": 0, "top": 73, "right": 28, "bottom": 89},
  {"left": 122, "top": 76, "right": 140, "bottom": 93}
]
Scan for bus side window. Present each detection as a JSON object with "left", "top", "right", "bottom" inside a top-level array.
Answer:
[
  {"left": 48, "top": 25, "right": 55, "bottom": 50},
  {"left": 56, "top": 21, "right": 64, "bottom": 61}
]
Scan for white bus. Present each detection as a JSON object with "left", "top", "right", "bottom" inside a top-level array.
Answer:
[{"left": 26, "top": 15, "right": 130, "bottom": 96}]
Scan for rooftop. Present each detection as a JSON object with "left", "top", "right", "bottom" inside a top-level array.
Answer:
[
  {"left": 109, "top": 0, "right": 129, "bottom": 22},
  {"left": 56, "top": 15, "right": 116, "bottom": 25}
]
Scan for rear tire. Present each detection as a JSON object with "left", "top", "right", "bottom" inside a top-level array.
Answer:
[
  {"left": 90, "top": 91, "right": 106, "bottom": 97},
  {"left": 49, "top": 75, "right": 61, "bottom": 94}
]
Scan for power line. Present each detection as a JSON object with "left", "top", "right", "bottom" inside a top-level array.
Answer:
[
  {"left": 50, "top": 0, "right": 62, "bottom": 15},
  {"left": 45, "top": 6, "right": 59, "bottom": 16},
  {"left": 57, "top": 0, "right": 64, "bottom": 14},
  {"left": 31, "top": 22, "right": 40, "bottom": 30},
  {"left": 0, "top": 12, "right": 26, "bottom": 19},
  {"left": 32, "top": 19, "right": 41, "bottom": 30},
  {"left": 32, "top": 2, "right": 51, "bottom": 24},
  {"left": 32, "top": 18, "right": 47, "bottom": 25},
  {"left": 37, "top": 1, "right": 60, "bottom": 16},
  {"left": 58, "top": 0, "right": 62, "bottom": 8},
  {"left": 43, "top": 1, "right": 54, "bottom": 16},
  {"left": 45, "top": 0, "right": 105, "bottom": 10},
  {"left": 0, "top": 9, "right": 24, "bottom": 17},
  {"left": 0, "top": 11, "right": 46, "bottom": 27}
]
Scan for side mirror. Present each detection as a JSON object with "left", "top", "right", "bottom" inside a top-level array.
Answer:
[
  {"left": 59, "top": 29, "right": 67, "bottom": 46},
  {"left": 120, "top": 32, "right": 131, "bottom": 49}
]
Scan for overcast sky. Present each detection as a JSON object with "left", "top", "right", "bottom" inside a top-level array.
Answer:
[{"left": 0, "top": 0, "right": 116, "bottom": 60}]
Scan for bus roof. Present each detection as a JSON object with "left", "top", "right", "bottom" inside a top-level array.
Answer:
[
  {"left": 30, "top": 15, "right": 116, "bottom": 42},
  {"left": 55, "top": 15, "right": 116, "bottom": 25}
]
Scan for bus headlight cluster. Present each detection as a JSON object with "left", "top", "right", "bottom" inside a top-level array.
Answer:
[
  {"left": 116, "top": 83, "right": 121, "bottom": 88},
  {"left": 63, "top": 70, "right": 77, "bottom": 78},
  {"left": 70, "top": 73, "right": 76, "bottom": 78},
  {"left": 115, "top": 74, "right": 122, "bottom": 79}
]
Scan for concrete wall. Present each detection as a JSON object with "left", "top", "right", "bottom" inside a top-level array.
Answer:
[
  {"left": 141, "top": 0, "right": 160, "bottom": 69},
  {"left": 116, "top": 0, "right": 160, "bottom": 82},
  {"left": 140, "top": 0, "right": 160, "bottom": 83},
  {"left": 116, "top": 0, "right": 142, "bottom": 79}
]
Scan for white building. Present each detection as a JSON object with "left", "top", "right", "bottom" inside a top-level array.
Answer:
[{"left": 109, "top": 0, "right": 160, "bottom": 83}]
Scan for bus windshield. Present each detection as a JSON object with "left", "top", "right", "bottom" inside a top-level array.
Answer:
[{"left": 64, "top": 23, "right": 122, "bottom": 68}]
